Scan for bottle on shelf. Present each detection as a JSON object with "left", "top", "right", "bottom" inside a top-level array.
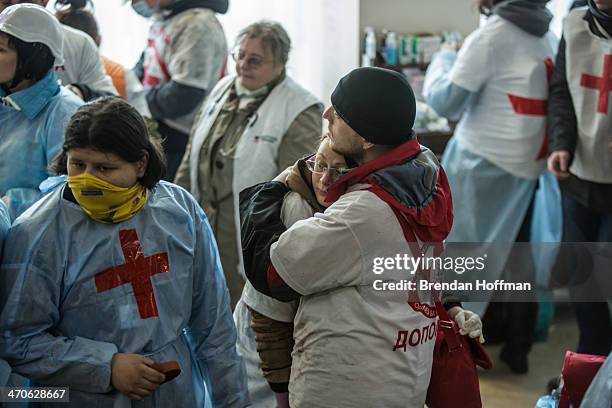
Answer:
[
  {"left": 379, "top": 29, "right": 389, "bottom": 64},
  {"left": 399, "top": 35, "right": 413, "bottom": 65},
  {"left": 362, "top": 26, "right": 377, "bottom": 67},
  {"left": 384, "top": 31, "right": 398, "bottom": 65}
]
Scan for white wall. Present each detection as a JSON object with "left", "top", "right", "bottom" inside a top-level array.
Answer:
[
  {"left": 359, "top": 0, "right": 480, "bottom": 38},
  {"left": 49, "top": 0, "right": 150, "bottom": 67},
  {"left": 218, "top": 0, "right": 360, "bottom": 105},
  {"left": 46, "top": 0, "right": 572, "bottom": 103},
  {"left": 48, "top": 0, "right": 359, "bottom": 105},
  {"left": 359, "top": 0, "right": 573, "bottom": 56}
]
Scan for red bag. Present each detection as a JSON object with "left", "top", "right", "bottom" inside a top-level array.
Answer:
[
  {"left": 426, "top": 303, "right": 493, "bottom": 408},
  {"left": 558, "top": 351, "right": 606, "bottom": 408}
]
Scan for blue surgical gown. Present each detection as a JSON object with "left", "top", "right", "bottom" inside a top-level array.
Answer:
[
  {"left": 425, "top": 47, "right": 562, "bottom": 313},
  {"left": 0, "top": 200, "right": 8, "bottom": 260},
  {"left": 0, "top": 181, "right": 249, "bottom": 407},
  {"left": 0, "top": 201, "right": 9, "bottom": 386},
  {"left": 0, "top": 70, "right": 82, "bottom": 221}
]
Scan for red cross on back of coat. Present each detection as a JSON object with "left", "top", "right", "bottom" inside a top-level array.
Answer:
[
  {"left": 95, "top": 229, "right": 169, "bottom": 319},
  {"left": 507, "top": 58, "right": 555, "bottom": 160},
  {"left": 580, "top": 54, "right": 612, "bottom": 114}
]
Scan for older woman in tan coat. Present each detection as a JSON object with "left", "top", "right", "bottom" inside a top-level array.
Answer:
[{"left": 175, "top": 21, "right": 322, "bottom": 307}]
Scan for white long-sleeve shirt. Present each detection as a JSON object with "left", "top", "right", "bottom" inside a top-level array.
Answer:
[{"left": 56, "top": 24, "right": 117, "bottom": 96}]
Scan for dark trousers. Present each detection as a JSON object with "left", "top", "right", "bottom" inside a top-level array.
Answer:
[
  {"left": 504, "top": 198, "right": 538, "bottom": 354},
  {"left": 562, "top": 192, "right": 612, "bottom": 356},
  {"left": 158, "top": 121, "right": 189, "bottom": 182},
  {"left": 484, "top": 196, "right": 538, "bottom": 354}
]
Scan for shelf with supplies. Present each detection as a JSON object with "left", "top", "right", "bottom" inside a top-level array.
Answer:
[
  {"left": 361, "top": 28, "right": 445, "bottom": 71},
  {"left": 358, "top": 0, "right": 479, "bottom": 158},
  {"left": 361, "top": 28, "right": 459, "bottom": 157}
]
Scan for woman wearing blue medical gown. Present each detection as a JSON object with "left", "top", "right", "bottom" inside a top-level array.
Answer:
[
  {"left": 0, "top": 97, "right": 248, "bottom": 407},
  {"left": 0, "top": 4, "right": 83, "bottom": 221}
]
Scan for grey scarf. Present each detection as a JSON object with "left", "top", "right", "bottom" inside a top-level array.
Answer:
[{"left": 493, "top": 0, "right": 553, "bottom": 37}]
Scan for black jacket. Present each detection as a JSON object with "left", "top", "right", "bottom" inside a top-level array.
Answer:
[
  {"left": 548, "top": 9, "right": 612, "bottom": 212},
  {"left": 239, "top": 181, "right": 301, "bottom": 302}
]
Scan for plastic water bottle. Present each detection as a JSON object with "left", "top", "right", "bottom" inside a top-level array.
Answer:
[
  {"left": 399, "top": 35, "right": 412, "bottom": 65},
  {"left": 534, "top": 385, "right": 561, "bottom": 408},
  {"left": 385, "top": 31, "right": 398, "bottom": 65},
  {"left": 364, "top": 27, "right": 377, "bottom": 66}
]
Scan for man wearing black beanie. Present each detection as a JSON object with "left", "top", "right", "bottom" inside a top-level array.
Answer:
[
  {"left": 327, "top": 67, "right": 417, "bottom": 152},
  {"left": 242, "top": 67, "right": 484, "bottom": 407}
]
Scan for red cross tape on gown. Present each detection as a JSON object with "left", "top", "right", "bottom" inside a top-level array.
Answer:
[
  {"left": 95, "top": 229, "right": 170, "bottom": 319},
  {"left": 507, "top": 58, "right": 555, "bottom": 161}
]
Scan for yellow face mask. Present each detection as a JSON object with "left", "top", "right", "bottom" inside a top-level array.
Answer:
[{"left": 67, "top": 173, "right": 147, "bottom": 224}]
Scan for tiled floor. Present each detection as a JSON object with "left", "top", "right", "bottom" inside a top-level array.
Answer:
[{"left": 479, "top": 304, "right": 579, "bottom": 407}]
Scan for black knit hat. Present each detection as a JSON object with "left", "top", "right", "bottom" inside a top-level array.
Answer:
[{"left": 331, "top": 67, "right": 416, "bottom": 146}]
